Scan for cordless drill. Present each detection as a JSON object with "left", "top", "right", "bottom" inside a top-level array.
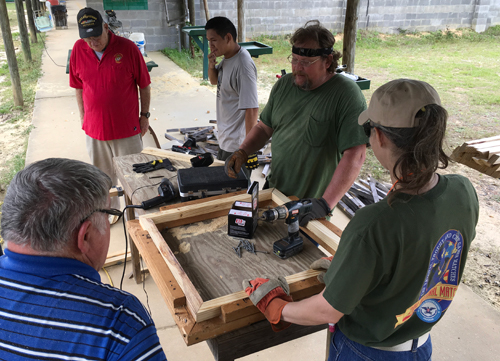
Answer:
[{"left": 260, "top": 200, "right": 313, "bottom": 259}]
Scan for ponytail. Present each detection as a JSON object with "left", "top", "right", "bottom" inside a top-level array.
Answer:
[{"left": 377, "top": 104, "right": 450, "bottom": 204}]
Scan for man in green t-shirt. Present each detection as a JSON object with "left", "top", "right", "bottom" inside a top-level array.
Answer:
[{"left": 224, "top": 20, "right": 368, "bottom": 226}]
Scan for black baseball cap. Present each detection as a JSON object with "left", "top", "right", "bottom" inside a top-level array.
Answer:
[{"left": 77, "top": 8, "right": 103, "bottom": 39}]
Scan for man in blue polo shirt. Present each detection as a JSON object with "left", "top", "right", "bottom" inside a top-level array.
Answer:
[{"left": 0, "top": 158, "right": 167, "bottom": 361}]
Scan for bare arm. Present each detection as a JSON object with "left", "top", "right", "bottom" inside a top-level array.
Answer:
[
  {"left": 322, "top": 144, "right": 366, "bottom": 209},
  {"left": 239, "top": 121, "right": 273, "bottom": 155},
  {"left": 139, "top": 85, "right": 151, "bottom": 137},
  {"left": 281, "top": 290, "right": 343, "bottom": 326},
  {"left": 208, "top": 52, "right": 218, "bottom": 85},
  {"left": 75, "top": 89, "right": 84, "bottom": 126},
  {"left": 244, "top": 108, "right": 259, "bottom": 136}
]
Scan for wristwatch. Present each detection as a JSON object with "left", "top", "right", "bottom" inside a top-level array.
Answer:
[{"left": 140, "top": 112, "right": 150, "bottom": 118}]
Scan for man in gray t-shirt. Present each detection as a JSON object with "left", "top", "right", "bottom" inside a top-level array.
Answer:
[{"left": 206, "top": 17, "right": 259, "bottom": 173}]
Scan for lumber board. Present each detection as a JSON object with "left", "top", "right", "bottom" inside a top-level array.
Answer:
[
  {"left": 195, "top": 269, "right": 324, "bottom": 322},
  {"left": 113, "top": 153, "right": 187, "bottom": 206},
  {"left": 205, "top": 321, "right": 326, "bottom": 361},
  {"left": 141, "top": 147, "right": 225, "bottom": 166},
  {"left": 221, "top": 275, "right": 325, "bottom": 323},
  {"left": 126, "top": 220, "right": 186, "bottom": 308},
  {"left": 139, "top": 217, "right": 204, "bottom": 317},
  {"left": 464, "top": 134, "right": 500, "bottom": 146},
  {"left": 103, "top": 251, "right": 131, "bottom": 268},
  {"left": 140, "top": 188, "right": 274, "bottom": 226}
]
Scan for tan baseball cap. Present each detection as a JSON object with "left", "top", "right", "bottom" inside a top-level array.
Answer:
[{"left": 358, "top": 79, "right": 441, "bottom": 128}]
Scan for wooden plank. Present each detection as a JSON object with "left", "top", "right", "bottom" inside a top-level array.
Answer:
[
  {"left": 141, "top": 147, "right": 225, "bottom": 166},
  {"left": 206, "top": 321, "right": 326, "bottom": 361},
  {"left": 473, "top": 140, "right": 500, "bottom": 150},
  {"left": 103, "top": 252, "right": 131, "bottom": 268},
  {"left": 271, "top": 188, "right": 292, "bottom": 205},
  {"left": 221, "top": 275, "right": 324, "bottom": 323},
  {"left": 465, "top": 134, "right": 500, "bottom": 146},
  {"left": 127, "top": 220, "right": 186, "bottom": 308},
  {"left": 195, "top": 269, "right": 323, "bottom": 322},
  {"left": 139, "top": 217, "right": 204, "bottom": 317},
  {"left": 305, "top": 220, "right": 341, "bottom": 253},
  {"left": 140, "top": 188, "right": 274, "bottom": 226}
]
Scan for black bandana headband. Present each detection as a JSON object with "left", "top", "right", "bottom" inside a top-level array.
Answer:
[{"left": 292, "top": 46, "right": 333, "bottom": 57}]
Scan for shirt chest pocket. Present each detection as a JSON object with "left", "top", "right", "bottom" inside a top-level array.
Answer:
[
  {"left": 103, "top": 65, "right": 132, "bottom": 86},
  {"left": 304, "top": 115, "right": 330, "bottom": 148}
]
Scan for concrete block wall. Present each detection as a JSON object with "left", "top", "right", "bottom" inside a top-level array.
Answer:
[
  {"left": 86, "top": 0, "right": 188, "bottom": 51},
  {"left": 85, "top": 0, "right": 500, "bottom": 51}
]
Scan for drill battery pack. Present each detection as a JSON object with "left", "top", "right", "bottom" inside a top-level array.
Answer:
[
  {"left": 273, "top": 236, "right": 304, "bottom": 259},
  {"left": 177, "top": 166, "right": 249, "bottom": 202}
]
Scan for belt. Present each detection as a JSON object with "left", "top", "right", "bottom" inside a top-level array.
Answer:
[{"left": 372, "top": 332, "right": 430, "bottom": 352}]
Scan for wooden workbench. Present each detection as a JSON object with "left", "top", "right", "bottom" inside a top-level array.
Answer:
[
  {"left": 114, "top": 148, "right": 346, "bottom": 360},
  {"left": 113, "top": 147, "right": 225, "bottom": 283}
]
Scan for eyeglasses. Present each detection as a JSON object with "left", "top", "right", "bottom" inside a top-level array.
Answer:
[
  {"left": 362, "top": 121, "right": 375, "bottom": 138},
  {"left": 81, "top": 208, "right": 123, "bottom": 224},
  {"left": 287, "top": 54, "right": 321, "bottom": 68}
]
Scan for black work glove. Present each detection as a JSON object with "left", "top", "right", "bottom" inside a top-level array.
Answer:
[
  {"left": 132, "top": 158, "right": 176, "bottom": 173},
  {"left": 246, "top": 153, "right": 259, "bottom": 170},
  {"left": 224, "top": 149, "right": 248, "bottom": 178},
  {"left": 298, "top": 197, "right": 331, "bottom": 227}
]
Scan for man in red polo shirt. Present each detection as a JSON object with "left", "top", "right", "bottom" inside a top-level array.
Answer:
[{"left": 70, "top": 7, "right": 151, "bottom": 213}]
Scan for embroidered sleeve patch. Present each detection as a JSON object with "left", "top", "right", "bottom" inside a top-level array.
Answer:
[{"left": 395, "top": 230, "right": 464, "bottom": 327}]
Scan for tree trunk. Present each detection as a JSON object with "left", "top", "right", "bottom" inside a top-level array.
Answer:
[
  {"left": 342, "top": 0, "right": 360, "bottom": 74},
  {"left": 202, "top": 0, "right": 210, "bottom": 21},
  {"left": 187, "top": 0, "right": 195, "bottom": 25},
  {"left": 237, "top": 0, "right": 245, "bottom": 42},
  {"left": 25, "top": 0, "right": 38, "bottom": 43},
  {"left": 14, "top": 0, "right": 32, "bottom": 62},
  {"left": 0, "top": 0, "right": 24, "bottom": 106}
]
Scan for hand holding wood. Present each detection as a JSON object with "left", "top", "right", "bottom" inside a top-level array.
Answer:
[
  {"left": 242, "top": 276, "right": 293, "bottom": 332},
  {"left": 309, "top": 255, "right": 334, "bottom": 283},
  {"left": 298, "top": 197, "right": 331, "bottom": 227}
]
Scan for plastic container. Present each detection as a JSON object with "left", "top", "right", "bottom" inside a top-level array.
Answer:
[{"left": 129, "top": 32, "right": 145, "bottom": 55}]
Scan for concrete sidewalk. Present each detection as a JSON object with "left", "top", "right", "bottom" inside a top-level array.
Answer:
[{"left": 25, "top": 2, "right": 500, "bottom": 360}]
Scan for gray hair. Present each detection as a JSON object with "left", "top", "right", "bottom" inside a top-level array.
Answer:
[{"left": 1, "top": 158, "right": 112, "bottom": 252}]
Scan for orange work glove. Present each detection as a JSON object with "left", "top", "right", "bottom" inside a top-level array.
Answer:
[
  {"left": 225, "top": 149, "right": 248, "bottom": 178},
  {"left": 309, "top": 256, "right": 334, "bottom": 283},
  {"left": 242, "top": 276, "right": 293, "bottom": 332}
]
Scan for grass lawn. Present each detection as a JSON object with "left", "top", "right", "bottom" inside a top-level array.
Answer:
[
  {"left": 162, "top": 27, "right": 500, "bottom": 182},
  {"left": 0, "top": 32, "right": 45, "bottom": 186}
]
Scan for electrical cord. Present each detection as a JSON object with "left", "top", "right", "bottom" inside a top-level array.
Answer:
[
  {"left": 38, "top": 33, "right": 65, "bottom": 68},
  {"left": 119, "top": 176, "right": 177, "bottom": 290},
  {"left": 129, "top": 174, "right": 177, "bottom": 203},
  {"left": 141, "top": 257, "right": 152, "bottom": 315},
  {"left": 119, "top": 207, "right": 129, "bottom": 290},
  {"left": 102, "top": 266, "right": 114, "bottom": 287}
]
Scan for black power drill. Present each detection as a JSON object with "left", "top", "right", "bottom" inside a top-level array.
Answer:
[
  {"left": 141, "top": 178, "right": 176, "bottom": 210},
  {"left": 260, "top": 200, "right": 313, "bottom": 259}
]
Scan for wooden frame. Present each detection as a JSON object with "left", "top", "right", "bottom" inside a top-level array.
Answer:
[{"left": 138, "top": 188, "right": 342, "bottom": 324}]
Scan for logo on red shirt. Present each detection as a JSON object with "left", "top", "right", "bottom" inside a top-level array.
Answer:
[{"left": 114, "top": 53, "right": 123, "bottom": 63}]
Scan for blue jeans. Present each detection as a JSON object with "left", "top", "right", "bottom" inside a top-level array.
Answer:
[{"left": 328, "top": 328, "right": 432, "bottom": 361}]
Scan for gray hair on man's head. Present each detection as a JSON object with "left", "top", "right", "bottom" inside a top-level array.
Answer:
[{"left": 1, "top": 158, "right": 112, "bottom": 252}]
